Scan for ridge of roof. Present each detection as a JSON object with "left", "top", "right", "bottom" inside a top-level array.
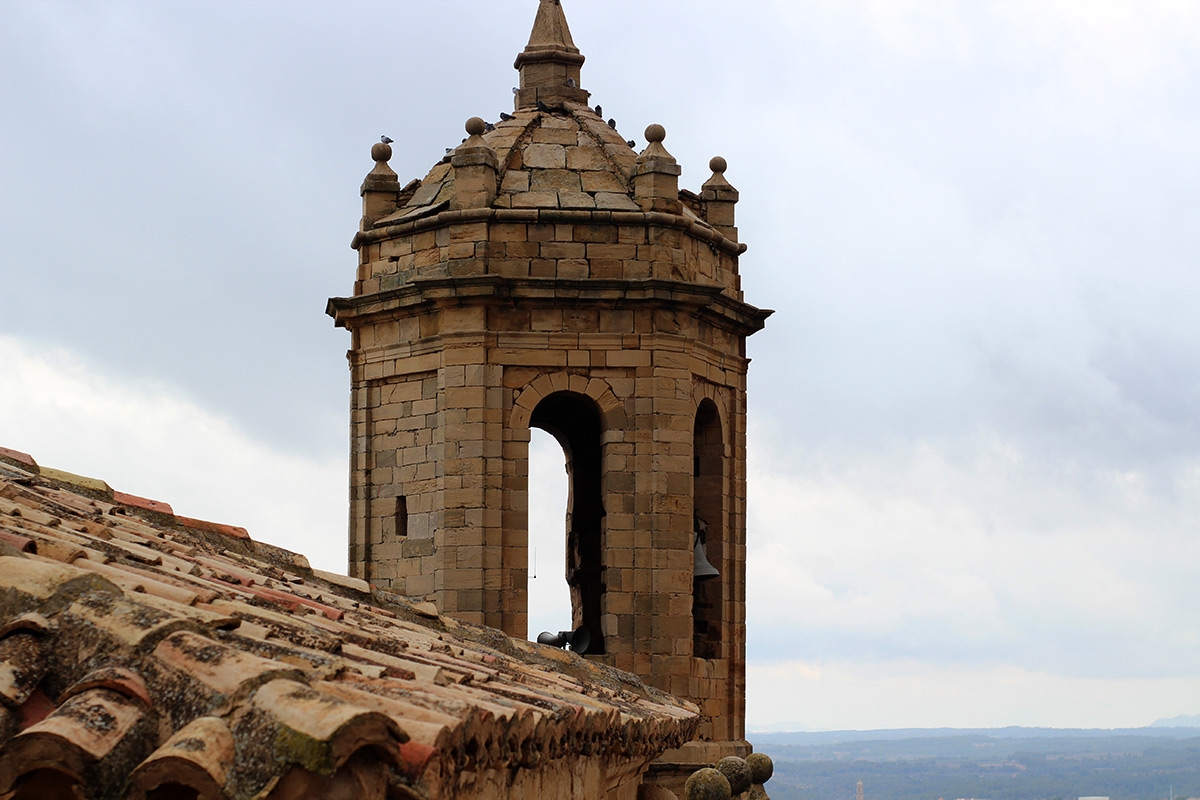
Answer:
[{"left": 0, "top": 448, "right": 697, "bottom": 798}]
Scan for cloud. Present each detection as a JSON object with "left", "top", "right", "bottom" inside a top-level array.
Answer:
[
  {"left": 747, "top": 658, "right": 1200, "bottom": 730},
  {"left": 747, "top": 427, "right": 1200, "bottom": 685},
  {"left": 4, "top": 0, "right": 1200, "bottom": 729},
  {"left": 0, "top": 335, "right": 347, "bottom": 573}
]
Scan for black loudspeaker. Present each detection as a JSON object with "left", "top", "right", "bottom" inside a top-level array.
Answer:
[{"left": 536, "top": 626, "right": 592, "bottom": 654}]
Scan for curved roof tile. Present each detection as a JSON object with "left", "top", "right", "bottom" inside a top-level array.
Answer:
[{"left": 0, "top": 451, "right": 697, "bottom": 799}]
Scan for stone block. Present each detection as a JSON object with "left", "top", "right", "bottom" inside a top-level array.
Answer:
[
  {"left": 512, "top": 190, "right": 559, "bottom": 208},
  {"left": 558, "top": 191, "right": 596, "bottom": 209},
  {"left": 531, "top": 169, "right": 582, "bottom": 192},
  {"left": 533, "top": 128, "right": 578, "bottom": 145},
  {"left": 566, "top": 146, "right": 609, "bottom": 170},
  {"left": 596, "top": 192, "right": 641, "bottom": 211},
  {"left": 523, "top": 143, "right": 567, "bottom": 169}
]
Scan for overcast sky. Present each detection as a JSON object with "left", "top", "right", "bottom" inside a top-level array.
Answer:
[{"left": 3, "top": 0, "right": 1199, "bottom": 732}]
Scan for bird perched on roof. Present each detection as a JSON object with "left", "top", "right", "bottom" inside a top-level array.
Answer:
[
  {"left": 512, "top": 87, "right": 519, "bottom": 95},
  {"left": 566, "top": 78, "right": 576, "bottom": 88},
  {"left": 608, "top": 119, "right": 617, "bottom": 129},
  {"left": 594, "top": 105, "right": 602, "bottom": 117},
  {"left": 380, "top": 135, "right": 393, "bottom": 144},
  {"left": 500, "top": 112, "right": 515, "bottom": 121},
  {"left": 626, "top": 139, "right": 636, "bottom": 148}
]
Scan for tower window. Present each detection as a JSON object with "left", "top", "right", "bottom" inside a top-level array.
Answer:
[{"left": 394, "top": 495, "right": 408, "bottom": 538}]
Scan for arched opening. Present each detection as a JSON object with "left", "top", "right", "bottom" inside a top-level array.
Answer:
[
  {"left": 693, "top": 398, "right": 724, "bottom": 660},
  {"left": 529, "top": 391, "right": 605, "bottom": 654},
  {"left": 527, "top": 427, "right": 572, "bottom": 641}
]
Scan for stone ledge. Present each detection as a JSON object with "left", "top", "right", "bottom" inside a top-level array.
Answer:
[{"left": 353, "top": 207, "right": 747, "bottom": 257}]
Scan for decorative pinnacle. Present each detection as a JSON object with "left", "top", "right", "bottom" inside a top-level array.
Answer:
[
  {"left": 709, "top": 156, "right": 727, "bottom": 174},
  {"left": 645, "top": 124, "right": 666, "bottom": 144},
  {"left": 466, "top": 117, "right": 487, "bottom": 137},
  {"left": 371, "top": 142, "right": 392, "bottom": 163},
  {"left": 513, "top": 0, "right": 588, "bottom": 110},
  {"left": 522, "top": 0, "right": 580, "bottom": 57}
]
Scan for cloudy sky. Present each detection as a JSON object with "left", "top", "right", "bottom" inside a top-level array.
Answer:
[{"left": 3, "top": 0, "right": 1199, "bottom": 732}]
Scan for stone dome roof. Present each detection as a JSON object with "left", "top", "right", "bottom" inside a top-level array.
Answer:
[
  {"left": 377, "top": 103, "right": 642, "bottom": 229},
  {"left": 356, "top": 0, "right": 736, "bottom": 242}
]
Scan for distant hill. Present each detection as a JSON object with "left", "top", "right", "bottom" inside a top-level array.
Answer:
[
  {"left": 751, "top": 727, "right": 1200, "bottom": 800},
  {"left": 751, "top": 725, "right": 1200, "bottom": 747},
  {"left": 1151, "top": 713, "right": 1200, "bottom": 728}
]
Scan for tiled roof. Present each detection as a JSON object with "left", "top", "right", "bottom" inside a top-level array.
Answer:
[{"left": 0, "top": 448, "right": 697, "bottom": 799}]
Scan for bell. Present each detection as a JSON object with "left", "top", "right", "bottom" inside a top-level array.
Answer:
[{"left": 694, "top": 536, "right": 720, "bottom": 580}]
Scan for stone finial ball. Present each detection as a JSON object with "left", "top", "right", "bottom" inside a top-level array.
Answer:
[
  {"left": 746, "top": 753, "right": 774, "bottom": 785},
  {"left": 645, "top": 123, "right": 667, "bottom": 143},
  {"left": 466, "top": 116, "right": 487, "bottom": 136},
  {"left": 709, "top": 156, "right": 728, "bottom": 174},
  {"left": 684, "top": 767, "right": 731, "bottom": 800},
  {"left": 371, "top": 142, "right": 392, "bottom": 162},
  {"left": 716, "top": 757, "right": 752, "bottom": 795}
]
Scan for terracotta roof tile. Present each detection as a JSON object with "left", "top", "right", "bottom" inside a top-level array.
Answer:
[
  {"left": 36, "top": 467, "right": 112, "bottom": 498},
  {"left": 0, "top": 631, "right": 47, "bottom": 708},
  {"left": 0, "top": 450, "right": 697, "bottom": 798},
  {"left": 0, "top": 449, "right": 36, "bottom": 472},
  {"left": 111, "top": 490, "right": 174, "bottom": 518},
  {"left": 176, "top": 515, "right": 251, "bottom": 541},
  {"left": 128, "top": 715, "right": 234, "bottom": 800}
]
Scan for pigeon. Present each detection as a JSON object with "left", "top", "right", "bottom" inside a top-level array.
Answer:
[
  {"left": 566, "top": 78, "right": 576, "bottom": 88},
  {"left": 594, "top": 105, "right": 602, "bottom": 117},
  {"left": 485, "top": 122, "right": 495, "bottom": 132},
  {"left": 608, "top": 119, "right": 617, "bottom": 129},
  {"left": 626, "top": 140, "right": 636, "bottom": 148},
  {"left": 512, "top": 87, "right": 519, "bottom": 95},
  {"left": 499, "top": 112, "right": 515, "bottom": 121},
  {"left": 445, "top": 148, "right": 454, "bottom": 155},
  {"left": 380, "top": 135, "right": 394, "bottom": 144}
]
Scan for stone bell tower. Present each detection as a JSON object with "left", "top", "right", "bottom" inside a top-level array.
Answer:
[{"left": 327, "top": 0, "right": 770, "bottom": 778}]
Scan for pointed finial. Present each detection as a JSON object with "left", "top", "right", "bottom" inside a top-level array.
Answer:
[
  {"left": 465, "top": 117, "right": 487, "bottom": 137},
  {"left": 633, "top": 123, "right": 681, "bottom": 213},
  {"left": 451, "top": 116, "right": 499, "bottom": 210},
  {"left": 524, "top": 0, "right": 579, "bottom": 54},
  {"left": 513, "top": 0, "right": 588, "bottom": 110},
  {"left": 361, "top": 139, "right": 399, "bottom": 229},
  {"left": 371, "top": 141, "right": 392, "bottom": 163},
  {"left": 702, "top": 155, "right": 739, "bottom": 240}
]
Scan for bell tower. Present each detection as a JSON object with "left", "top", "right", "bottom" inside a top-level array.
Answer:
[{"left": 328, "top": 0, "right": 771, "bottom": 780}]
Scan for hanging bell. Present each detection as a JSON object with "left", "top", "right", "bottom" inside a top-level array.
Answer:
[{"left": 694, "top": 535, "right": 720, "bottom": 580}]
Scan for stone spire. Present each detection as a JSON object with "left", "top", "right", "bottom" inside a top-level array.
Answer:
[{"left": 514, "top": 0, "right": 589, "bottom": 109}]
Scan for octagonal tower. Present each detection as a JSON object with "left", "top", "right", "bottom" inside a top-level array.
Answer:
[{"left": 328, "top": 0, "right": 771, "bottom": 779}]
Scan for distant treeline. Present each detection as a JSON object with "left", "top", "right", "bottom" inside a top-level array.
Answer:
[{"left": 753, "top": 729, "right": 1200, "bottom": 800}]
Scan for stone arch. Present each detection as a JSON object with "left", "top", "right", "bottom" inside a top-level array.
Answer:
[
  {"left": 691, "top": 383, "right": 729, "bottom": 661},
  {"left": 510, "top": 374, "right": 625, "bottom": 433},
  {"left": 511, "top": 374, "right": 623, "bottom": 655}
]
